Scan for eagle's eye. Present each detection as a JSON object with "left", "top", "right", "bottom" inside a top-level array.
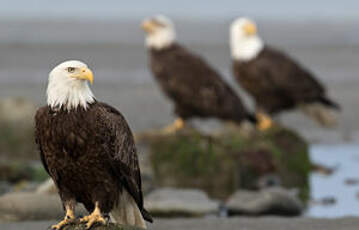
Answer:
[{"left": 67, "top": 67, "right": 76, "bottom": 73}]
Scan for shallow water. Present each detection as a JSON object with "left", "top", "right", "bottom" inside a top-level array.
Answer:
[{"left": 308, "top": 144, "right": 359, "bottom": 217}]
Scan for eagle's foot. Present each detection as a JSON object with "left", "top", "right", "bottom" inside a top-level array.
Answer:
[
  {"left": 80, "top": 214, "right": 106, "bottom": 229},
  {"left": 162, "top": 118, "right": 185, "bottom": 134},
  {"left": 80, "top": 202, "right": 106, "bottom": 229},
  {"left": 51, "top": 212, "right": 75, "bottom": 230},
  {"left": 256, "top": 112, "right": 273, "bottom": 131},
  {"left": 82, "top": 214, "right": 106, "bottom": 229}
]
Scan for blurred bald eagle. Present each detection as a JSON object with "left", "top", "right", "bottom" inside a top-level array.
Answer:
[
  {"left": 35, "top": 60, "right": 152, "bottom": 230},
  {"left": 230, "top": 17, "right": 340, "bottom": 130},
  {"left": 141, "top": 15, "right": 256, "bottom": 132}
]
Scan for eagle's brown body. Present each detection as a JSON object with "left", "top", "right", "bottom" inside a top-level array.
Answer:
[
  {"left": 149, "top": 43, "right": 256, "bottom": 123},
  {"left": 232, "top": 46, "right": 339, "bottom": 114},
  {"left": 35, "top": 101, "right": 152, "bottom": 222}
]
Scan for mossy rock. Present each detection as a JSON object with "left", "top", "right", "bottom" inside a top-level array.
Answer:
[
  {"left": 0, "top": 161, "right": 48, "bottom": 183},
  {"left": 0, "top": 97, "right": 38, "bottom": 161},
  {"left": 62, "top": 223, "right": 143, "bottom": 230},
  {"left": 137, "top": 125, "right": 311, "bottom": 201}
]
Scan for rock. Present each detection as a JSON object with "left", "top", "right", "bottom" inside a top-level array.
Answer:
[
  {"left": 310, "top": 196, "right": 336, "bottom": 206},
  {"left": 0, "top": 192, "right": 87, "bottom": 221},
  {"left": 321, "top": 197, "right": 336, "bottom": 205},
  {"left": 345, "top": 178, "right": 359, "bottom": 186},
  {"left": 137, "top": 125, "right": 311, "bottom": 201},
  {"left": 0, "top": 181, "right": 11, "bottom": 195},
  {"left": 226, "top": 187, "right": 303, "bottom": 216},
  {"left": 256, "top": 174, "right": 281, "bottom": 189},
  {"left": 136, "top": 144, "right": 156, "bottom": 195},
  {"left": 12, "top": 181, "right": 40, "bottom": 192},
  {"left": 311, "top": 163, "right": 336, "bottom": 175},
  {"left": 61, "top": 223, "right": 143, "bottom": 230},
  {"left": 34, "top": 173, "right": 154, "bottom": 197},
  {"left": 0, "top": 161, "right": 48, "bottom": 183},
  {"left": 0, "top": 97, "right": 38, "bottom": 161},
  {"left": 144, "top": 188, "right": 219, "bottom": 217},
  {"left": 36, "top": 178, "right": 57, "bottom": 194}
]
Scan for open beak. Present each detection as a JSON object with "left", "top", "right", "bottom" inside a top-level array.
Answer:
[
  {"left": 243, "top": 22, "right": 257, "bottom": 36},
  {"left": 75, "top": 67, "right": 94, "bottom": 85},
  {"left": 141, "top": 20, "right": 155, "bottom": 33}
]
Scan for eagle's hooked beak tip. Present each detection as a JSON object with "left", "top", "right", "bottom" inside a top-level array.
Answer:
[
  {"left": 80, "top": 67, "right": 94, "bottom": 85},
  {"left": 243, "top": 22, "right": 257, "bottom": 36},
  {"left": 141, "top": 20, "right": 154, "bottom": 33}
]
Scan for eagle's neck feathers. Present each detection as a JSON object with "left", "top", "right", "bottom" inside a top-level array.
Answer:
[
  {"left": 231, "top": 35, "right": 264, "bottom": 62},
  {"left": 47, "top": 79, "right": 95, "bottom": 111}
]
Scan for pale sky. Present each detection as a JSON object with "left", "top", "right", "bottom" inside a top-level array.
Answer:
[{"left": 0, "top": 0, "right": 358, "bottom": 20}]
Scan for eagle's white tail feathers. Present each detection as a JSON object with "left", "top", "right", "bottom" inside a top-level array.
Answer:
[
  {"left": 110, "top": 190, "right": 146, "bottom": 229},
  {"left": 300, "top": 103, "right": 339, "bottom": 127}
]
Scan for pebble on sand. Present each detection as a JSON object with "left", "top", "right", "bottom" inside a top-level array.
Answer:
[
  {"left": 144, "top": 188, "right": 219, "bottom": 217},
  {"left": 226, "top": 187, "right": 303, "bottom": 216}
]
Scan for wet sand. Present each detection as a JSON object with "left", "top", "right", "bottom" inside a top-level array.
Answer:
[{"left": 2, "top": 217, "right": 359, "bottom": 230}]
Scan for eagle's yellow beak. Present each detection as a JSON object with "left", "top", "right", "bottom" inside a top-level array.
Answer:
[
  {"left": 73, "top": 67, "right": 94, "bottom": 85},
  {"left": 243, "top": 22, "right": 257, "bottom": 36},
  {"left": 141, "top": 20, "right": 156, "bottom": 33}
]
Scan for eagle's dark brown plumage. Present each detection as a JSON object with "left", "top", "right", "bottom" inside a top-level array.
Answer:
[
  {"left": 35, "top": 102, "right": 153, "bottom": 225},
  {"left": 149, "top": 43, "right": 256, "bottom": 124},
  {"left": 230, "top": 17, "right": 340, "bottom": 128},
  {"left": 233, "top": 46, "right": 340, "bottom": 114},
  {"left": 38, "top": 60, "right": 151, "bottom": 229}
]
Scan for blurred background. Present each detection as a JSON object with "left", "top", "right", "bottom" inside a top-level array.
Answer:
[
  {"left": 0, "top": 0, "right": 358, "bottom": 140},
  {"left": 0, "top": 0, "right": 359, "bottom": 228}
]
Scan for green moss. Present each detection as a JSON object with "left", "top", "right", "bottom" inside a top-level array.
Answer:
[
  {"left": 145, "top": 125, "right": 311, "bottom": 202},
  {"left": 268, "top": 128, "right": 311, "bottom": 201},
  {"left": 150, "top": 129, "right": 237, "bottom": 199},
  {"left": 29, "top": 165, "right": 48, "bottom": 182},
  {"left": 224, "top": 126, "right": 311, "bottom": 201},
  {"left": 0, "top": 161, "right": 48, "bottom": 183}
]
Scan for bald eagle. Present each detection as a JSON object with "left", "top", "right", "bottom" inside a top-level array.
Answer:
[
  {"left": 35, "top": 61, "right": 152, "bottom": 230},
  {"left": 141, "top": 15, "right": 256, "bottom": 132},
  {"left": 230, "top": 17, "right": 340, "bottom": 130}
]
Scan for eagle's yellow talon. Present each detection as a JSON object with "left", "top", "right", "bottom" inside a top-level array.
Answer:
[
  {"left": 162, "top": 118, "right": 185, "bottom": 133},
  {"left": 51, "top": 217, "right": 74, "bottom": 230},
  {"left": 51, "top": 204, "right": 75, "bottom": 230},
  {"left": 256, "top": 112, "right": 273, "bottom": 131},
  {"left": 80, "top": 202, "right": 106, "bottom": 229},
  {"left": 85, "top": 214, "right": 106, "bottom": 229},
  {"left": 79, "top": 215, "right": 89, "bottom": 223},
  {"left": 51, "top": 220, "right": 71, "bottom": 230}
]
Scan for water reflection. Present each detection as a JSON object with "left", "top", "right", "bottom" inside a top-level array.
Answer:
[{"left": 308, "top": 144, "right": 359, "bottom": 217}]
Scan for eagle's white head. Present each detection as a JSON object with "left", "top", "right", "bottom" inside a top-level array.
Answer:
[
  {"left": 47, "top": 60, "right": 95, "bottom": 111},
  {"left": 141, "top": 15, "right": 176, "bottom": 50},
  {"left": 230, "top": 17, "right": 264, "bottom": 61}
]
